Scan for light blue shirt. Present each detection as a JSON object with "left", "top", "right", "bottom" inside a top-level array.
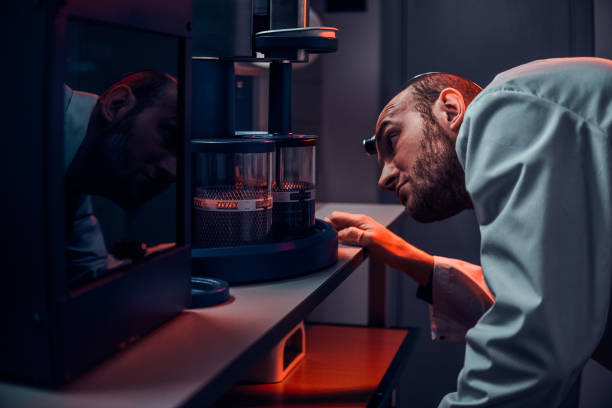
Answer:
[
  {"left": 64, "top": 85, "right": 109, "bottom": 281},
  {"left": 441, "top": 58, "right": 612, "bottom": 407}
]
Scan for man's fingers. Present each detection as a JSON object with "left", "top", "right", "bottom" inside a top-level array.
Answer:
[
  {"left": 145, "top": 242, "right": 176, "bottom": 256},
  {"left": 337, "top": 226, "right": 365, "bottom": 246},
  {"left": 328, "top": 211, "right": 367, "bottom": 230},
  {"left": 326, "top": 214, "right": 365, "bottom": 245}
]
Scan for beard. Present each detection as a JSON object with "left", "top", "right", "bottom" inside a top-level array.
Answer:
[
  {"left": 404, "top": 118, "right": 472, "bottom": 223},
  {"left": 88, "top": 125, "right": 136, "bottom": 209},
  {"left": 72, "top": 103, "right": 174, "bottom": 211},
  {"left": 86, "top": 113, "right": 150, "bottom": 211}
]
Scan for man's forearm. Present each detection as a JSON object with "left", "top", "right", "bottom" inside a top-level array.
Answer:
[{"left": 394, "top": 241, "right": 434, "bottom": 286}]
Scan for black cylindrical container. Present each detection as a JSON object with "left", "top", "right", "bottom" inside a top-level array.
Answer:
[
  {"left": 241, "top": 133, "right": 317, "bottom": 237},
  {"left": 272, "top": 139, "right": 316, "bottom": 236},
  {"left": 192, "top": 139, "right": 275, "bottom": 248}
]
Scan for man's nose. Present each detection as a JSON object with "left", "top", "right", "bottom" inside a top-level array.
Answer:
[{"left": 378, "top": 163, "right": 398, "bottom": 192}]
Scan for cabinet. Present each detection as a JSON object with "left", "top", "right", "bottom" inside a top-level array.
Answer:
[{"left": 214, "top": 324, "right": 417, "bottom": 408}]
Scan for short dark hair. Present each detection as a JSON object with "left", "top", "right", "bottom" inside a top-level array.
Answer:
[
  {"left": 90, "top": 71, "right": 176, "bottom": 131},
  {"left": 99, "top": 70, "right": 176, "bottom": 111},
  {"left": 403, "top": 73, "right": 481, "bottom": 124}
]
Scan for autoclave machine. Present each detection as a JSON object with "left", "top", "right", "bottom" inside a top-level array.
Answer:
[{"left": 191, "top": 0, "right": 339, "bottom": 284}]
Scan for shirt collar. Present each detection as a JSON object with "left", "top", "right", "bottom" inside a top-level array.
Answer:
[{"left": 64, "top": 84, "right": 99, "bottom": 172}]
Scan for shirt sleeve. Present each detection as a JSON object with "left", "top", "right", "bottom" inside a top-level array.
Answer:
[
  {"left": 427, "top": 256, "right": 494, "bottom": 343},
  {"left": 439, "top": 89, "right": 612, "bottom": 407},
  {"left": 65, "top": 195, "right": 109, "bottom": 283}
]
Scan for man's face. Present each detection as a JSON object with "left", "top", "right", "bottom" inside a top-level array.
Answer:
[
  {"left": 375, "top": 90, "right": 471, "bottom": 222},
  {"left": 95, "top": 83, "right": 178, "bottom": 210},
  {"left": 121, "top": 84, "right": 178, "bottom": 209}
]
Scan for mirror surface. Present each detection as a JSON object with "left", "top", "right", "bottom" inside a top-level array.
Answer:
[{"left": 64, "top": 19, "right": 179, "bottom": 288}]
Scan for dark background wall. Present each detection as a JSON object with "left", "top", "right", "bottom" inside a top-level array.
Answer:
[{"left": 302, "top": 0, "right": 612, "bottom": 406}]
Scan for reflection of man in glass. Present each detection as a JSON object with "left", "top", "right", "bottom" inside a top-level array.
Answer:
[{"left": 64, "top": 71, "right": 177, "bottom": 284}]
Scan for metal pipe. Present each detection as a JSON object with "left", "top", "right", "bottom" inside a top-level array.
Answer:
[{"left": 268, "top": 61, "right": 292, "bottom": 134}]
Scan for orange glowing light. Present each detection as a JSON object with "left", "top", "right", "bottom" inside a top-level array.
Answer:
[
  {"left": 217, "top": 201, "right": 239, "bottom": 209},
  {"left": 318, "top": 31, "right": 336, "bottom": 39}
]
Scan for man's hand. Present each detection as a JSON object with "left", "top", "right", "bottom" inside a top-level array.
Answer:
[
  {"left": 327, "top": 211, "right": 434, "bottom": 285},
  {"left": 145, "top": 242, "right": 176, "bottom": 257}
]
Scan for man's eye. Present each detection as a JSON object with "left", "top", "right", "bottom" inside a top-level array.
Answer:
[{"left": 387, "top": 133, "right": 398, "bottom": 151}]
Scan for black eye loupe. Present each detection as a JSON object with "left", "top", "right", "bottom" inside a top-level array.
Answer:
[{"left": 363, "top": 135, "right": 377, "bottom": 156}]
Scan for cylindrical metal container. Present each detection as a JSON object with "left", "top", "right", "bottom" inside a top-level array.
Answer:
[
  {"left": 240, "top": 133, "right": 317, "bottom": 237},
  {"left": 272, "top": 139, "right": 316, "bottom": 236},
  {"left": 192, "top": 139, "right": 275, "bottom": 247}
]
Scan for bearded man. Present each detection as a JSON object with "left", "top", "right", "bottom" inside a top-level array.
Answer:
[
  {"left": 329, "top": 57, "right": 612, "bottom": 407},
  {"left": 64, "top": 71, "right": 178, "bottom": 286}
]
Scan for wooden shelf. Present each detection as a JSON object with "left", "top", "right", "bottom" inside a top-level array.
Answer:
[{"left": 213, "top": 324, "right": 417, "bottom": 408}]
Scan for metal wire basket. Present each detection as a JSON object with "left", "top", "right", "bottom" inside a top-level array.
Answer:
[{"left": 193, "top": 186, "right": 272, "bottom": 247}]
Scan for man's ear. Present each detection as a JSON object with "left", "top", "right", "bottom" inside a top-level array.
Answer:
[
  {"left": 100, "top": 84, "right": 137, "bottom": 124},
  {"left": 433, "top": 87, "right": 465, "bottom": 134}
]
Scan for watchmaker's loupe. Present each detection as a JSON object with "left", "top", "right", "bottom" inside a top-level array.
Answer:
[{"left": 363, "top": 135, "right": 377, "bottom": 156}]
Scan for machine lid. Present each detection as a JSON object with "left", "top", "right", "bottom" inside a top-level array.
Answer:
[
  {"left": 255, "top": 27, "right": 339, "bottom": 55},
  {"left": 256, "top": 27, "right": 339, "bottom": 38},
  {"left": 237, "top": 132, "right": 318, "bottom": 147},
  {"left": 192, "top": 138, "right": 275, "bottom": 153}
]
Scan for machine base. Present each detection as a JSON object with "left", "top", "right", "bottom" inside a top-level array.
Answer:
[{"left": 192, "top": 219, "right": 338, "bottom": 284}]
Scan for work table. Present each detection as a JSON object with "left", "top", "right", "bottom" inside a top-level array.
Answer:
[{"left": 0, "top": 202, "right": 408, "bottom": 408}]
